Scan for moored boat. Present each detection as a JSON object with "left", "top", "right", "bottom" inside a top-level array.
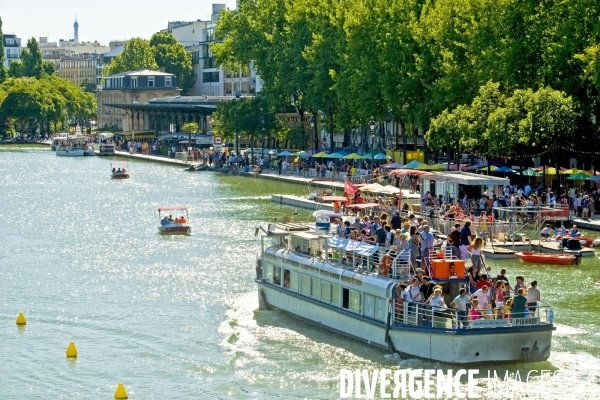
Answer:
[
  {"left": 256, "top": 225, "right": 555, "bottom": 364},
  {"left": 111, "top": 162, "right": 129, "bottom": 179},
  {"left": 515, "top": 251, "right": 581, "bottom": 265},
  {"left": 157, "top": 206, "right": 191, "bottom": 235}
]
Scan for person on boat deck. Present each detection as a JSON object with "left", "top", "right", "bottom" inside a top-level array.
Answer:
[
  {"left": 161, "top": 216, "right": 170, "bottom": 226},
  {"left": 426, "top": 288, "right": 448, "bottom": 328},
  {"left": 117, "top": 168, "right": 121, "bottom": 172},
  {"left": 540, "top": 224, "right": 555, "bottom": 241},
  {"left": 511, "top": 288, "right": 528, "bottom": 319},
  {"left": 112, "top": 168, "right": 116, "bottom": 172},
  {"left": 470, "top": 285, "right": 491, "bottom": 309},
  {"left": 514, "top": 275, "right": 526, "bottom": 294},
  {"left": 527, "top": 280, "right": 540, "bottom": 316},
  {"left": 179, "top": 216, "right": 186, "bottom": 224},
  {"left": 477, "top": 274, "right": 492, "bottom": 290},
  {"left": 343, "top": 221, "right": 352, "bottom": 237},
  {"left": 570, "top": 225, "right": 581, "bottom": 237},
  {"left": 559, "top": 225, "right": 567, "bottom": 237},
  {"left": 450, "top": 288, "right": 469, "bottom": 328},
  {"left": 467, "top": 237, "right": 484, "bottom": 274},
  {"left": 168, "top": 214, "right": 174, "bottom": 222}
]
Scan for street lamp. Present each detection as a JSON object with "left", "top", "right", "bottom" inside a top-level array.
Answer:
[
  {"left": 310, "top": 115, "right": 316, "bottom": 155},
  {"left": 369, "top": 117, "right": 376, "bottom": 171},
  {"left": 260, "top": 115, "right": 265, "bottom": 166}
]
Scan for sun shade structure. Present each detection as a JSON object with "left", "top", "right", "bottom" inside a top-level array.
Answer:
[
  {"left": 277, "top": 150, "right": 294, "bottom": 156},
  {"left": 416, "top": 163, "right": 447, "bottom": 171},
  {"left": 389, "top": 169, "right": 433, "bottom": 176},
  {"left": 158, "top": 206, "right": 188, "bottom": 211},
  {"left": 373, "top": 153, "right": 392, "bottom": 160},
  {"left": 568, "top": 171, "right": 590, "bottom": 180},
  {"left": 478, "top": 165, "right": 498, "bottom": 172},
  {"left": 403, "top": 160, "right": 422, "bottom": 169},
  {"left": 312, "top": 151, "right": 330, "bottom": 158},
  {"left": 326, "top": 152, "right": 345, "bottom": 159},
  {"left": 494, "top": 166, "right": 517, "bottom": 173},
  {"left": 343, "top": 153, "right": 366, "bottom": 160},
  {"left": 522, "top": 168, "right": 542, "bottom": 177}
]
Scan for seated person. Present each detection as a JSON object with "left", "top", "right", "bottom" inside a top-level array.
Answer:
[
  {"left": 122, "top": 169, "right": 127, "bottom": 173},
  {"left": 168, "top": 214, "right": 174, "bottom": 222},
  {"left": 482, "top": 303, "right": 495, "bottom": 320},
  {"left": 540, "top": 224, "right": 555, "bottom": 241},
  {"left": 570, "top": 226, "right": 581, "bottom": 237},
  {"left": 179, "top": 216, "right": 186, "bottom": 224},
  {"left": 112, "top": 168, "right": 116, "bottom": 172},
  {"left": 160, "top": 216, "right": 170, "bottom": 226}
]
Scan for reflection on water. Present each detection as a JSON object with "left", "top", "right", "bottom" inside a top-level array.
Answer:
[{"left": 0, "top": 146, "right": 599, "bottom": 399}]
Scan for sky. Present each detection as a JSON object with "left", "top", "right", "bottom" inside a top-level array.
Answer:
[{"left": 0, "top": 0, "right": 238, "bottom": 45}]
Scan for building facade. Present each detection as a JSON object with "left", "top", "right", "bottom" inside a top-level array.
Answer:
[
  {"left": 97, "top": 69, "right": 180, "bottom": 132},
  {"left": 3, "top": 33, "right": 22, "bottom": 67},
  {"left": 164, "top": 3, "right": 262, "bottom": 97},
  {"left": 56, "top": 53, "right": 101, "bottom": 87}
]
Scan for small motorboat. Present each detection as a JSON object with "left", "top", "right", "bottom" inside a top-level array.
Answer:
[
  {"left": 195, "top": 164, "right": 209, "bottom": 171},
  {"left": 555, "top": 235, "right": 596, "bottom": 247},
  {"left": 515, "top": 251, "right": 581, "bottom": 265},
  {"left": 111, "top": 162, "right": 129, "bottom": 179},
  {"left": 157, "top": 206, "right": 191, "bottom": 235}
]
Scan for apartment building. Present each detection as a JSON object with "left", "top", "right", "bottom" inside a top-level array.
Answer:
[
  {"left": 56, "top": 53, "right": 102, "bottom": 87},
  {"left": 3, "top": 33, "right": 22, "bottom": 67}
]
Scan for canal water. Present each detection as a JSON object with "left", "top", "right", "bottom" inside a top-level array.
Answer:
[{"left": 1, "top": 145, "right": 599, "bottom": 399}]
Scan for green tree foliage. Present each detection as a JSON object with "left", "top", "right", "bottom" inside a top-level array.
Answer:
[
  {"left": 0, "top": 75, "right": 97, "bottom": 136},
  {"left": 104, "top": 38, "right": 159, "bottom": 75},
  {"left": 20, "top": 37, "right": 44, "bottom": 78},
  {"left": 181, "top": 122, "right": 199, "bottom": 134},
  {"left": 213, "top": 0, "right": 599, "bottom": 156},
  {"left": 0, "top": 17, "right": 6, "bottom": 83},
  {"left": 151, "top": 32, "right": 195, "bottom": 94},
  {"left": 7, "top": 60, "right": 23, "bottom": 78}
]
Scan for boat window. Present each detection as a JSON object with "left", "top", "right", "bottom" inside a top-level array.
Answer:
[
  {"left": 342, "top": 288, "right": 361, "bottom": 313},
  {"left": 290, "top": 260, "right": 300, "bottom": 267},
  {"left": 329, "top": 273, "right": 340, "bottom": 280},
  {"left": 301, "top": 276, "right": 311, "bottom": 296},
  {"left": 264, "top": 264, "right": 273, "bottom": 283},
  {"left": 331, "top": 285, "right": 340, "bottom": 306},
  {"left": 273, "top": 266, "right": 281, "bottom": 285},
  {"left": 363, "top": 294, "right": 375, "bottom": 319},
  {"left": 300, "top": 260, "right": 310, "bottom": 270},
  {"left": 349, "top": 291, "right": 361, "bottom": 313},
  {"left": 289, "top": 271, "right": 299, "bottom": 291},
  {"left": 311, "top": 278, "right": 319, "bottom": 298},
  {"left": 319, "top": 269, "right": 330, "bottom": 277},
  {"left": 309, "top": 266, "right": 319, "bottom": 273},
  {"left": 341, "top": 275, "right": 352, "bottom": 283},
  {"left": 351, "top": 278, "right": 363, "bottom": 286},
  {"left": 375, "top": 298, "right": 386, "bottom": 321},
  {"left": 321, "top": 282, "right": 330, "bottom": 302}
]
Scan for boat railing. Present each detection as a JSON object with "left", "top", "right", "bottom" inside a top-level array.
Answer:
[
  {"left": 390, "top": 249, "right": 411, "bottom": 280},
  {"left": 392, "top": 299, "right": 553, "bottom": 330}
]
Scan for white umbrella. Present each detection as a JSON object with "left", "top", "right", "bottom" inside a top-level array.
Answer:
[
  {"left": 359, "top": 183, "right": 385, "bottom": 192},
  {"left": 374, "top": 185, "right": 401, "bottom": 194}
]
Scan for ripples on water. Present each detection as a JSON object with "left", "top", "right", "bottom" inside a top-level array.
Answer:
[{"left": 0, "top": 146, "right": 599, "bottom": 399}]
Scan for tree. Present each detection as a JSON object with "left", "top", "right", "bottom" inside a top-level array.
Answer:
[
  {"left": 149, "top": 32, "right": 195, "bottom": 94},
  {"left": 0, "top": 17, "right": 6, "bottom": 83},
  {"left": 104, "top": 38, "right": 158, "bottom": 75},
  {"left": 20, "top": 37, "right": 44, "bottom": 78},
  {"left": 42, "top": 61, "right": 55, "bottom": 76},
  {"left": 181, "top": 122, "right": 199, "bottom": 134},
  {"left": 7, "top": 60, "right": 23, "bottom": 78}
]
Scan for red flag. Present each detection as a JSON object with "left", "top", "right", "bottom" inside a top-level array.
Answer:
[{"left": 345, "top": 179, "right": 358, "bottom": 195}]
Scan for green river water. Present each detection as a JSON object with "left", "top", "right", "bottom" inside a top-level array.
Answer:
[{"left": 0, "top": 145, "right": 599, "bottom": 399}]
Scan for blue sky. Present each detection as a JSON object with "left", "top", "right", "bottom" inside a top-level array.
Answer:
[{"left": 1, "top": 0, "right": 238, "bottom": 45}]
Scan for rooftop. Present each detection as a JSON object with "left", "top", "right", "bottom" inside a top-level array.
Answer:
[{"left": 105, "top": 69, "right": 175, "bottom": 78}]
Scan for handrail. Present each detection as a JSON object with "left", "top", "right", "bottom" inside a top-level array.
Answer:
[{"left": 392, "top": 299, "right": 553, "bottom": 329}]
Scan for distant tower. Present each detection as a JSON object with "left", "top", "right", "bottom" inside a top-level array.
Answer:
[{"left": 74, "top": 15, "right": 79, "bottom": 43}]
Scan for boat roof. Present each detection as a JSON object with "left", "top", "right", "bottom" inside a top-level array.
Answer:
[
  {"left": 158, "top": 205, "right": 188, "bottom": 211},
  {"left": 111, "top": 162, "right": 128, "bottom": 165},
  {"left": 346, "top": 202, "right": 382, "bottom": 210},
  {"left": 321, "top": 196, "right": 348, "bottom": 202}
]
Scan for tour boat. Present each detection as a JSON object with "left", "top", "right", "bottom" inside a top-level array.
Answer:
[
  {"left": 111, "top": 162, "right": 129, "bottom": 179},
  {"left": 255, "top": 225, "right": 555, "bottom": 364},
  {"left": 515, "top": 251, "right": 581, "bottom": 265},
  {"left": 157, "top": 206, "right": 191, "bottom": 235},
  {"left": 55, "top": 133, "right": 91, "bottom": 157},
  {"left": 51, "top": 136, "right": 68, "bottom": 150}
]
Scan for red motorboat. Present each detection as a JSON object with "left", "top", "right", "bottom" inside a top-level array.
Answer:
[
  {"left": 555, "top": 235, "right": 597, "bottom": 247},
  {"left": 515, "top": 251, "right": 581, "bottom": 265},
  {"left": 157, "top": 206, "right": 191, "bottom": 235}
]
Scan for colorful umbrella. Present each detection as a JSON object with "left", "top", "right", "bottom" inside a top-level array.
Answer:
[
  {"left": 326, "top": 152, "right": 345, "bottom": 159},
  {"left": 522, "top": 168, "right": 542, "bottom": 177},
  {"left": 312, "top": 151, "right": 330, "bottom": 158},
  {"left": 294, "top": 151, "right": 309, "bottom": 158},
  {"left": 381, "top": 162, "right": 404, "bottom": 169},
  {"left": 277, "top": 150, "right": 293, "bottom": 156},
  {"left": 403, "top": 160, "right": 422, "bottom": 169},
  {"left": 494, "top": 166, "right": 517, "bottom": 173},
  {"left": 568, "top": 172, "right": 590, "bottom": 180},
  {"left": 343, "top": 153, "right": 366, "bottom": 160},
  {"left": 373, "top": 153, "right": 392, "bottom": 160},
  {"left": 416, "top": 163, "right": 447, "bottom": 171}
]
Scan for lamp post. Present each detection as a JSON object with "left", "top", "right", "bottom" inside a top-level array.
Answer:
[
  {"left": 369, "top": 117, "right": 376, "bottom": 171},
  {"left": 261, "top": 115, "right": 265, "bottom": 166},
  {"left": 310, "top": 115, "right": 316, "bottom": 156}
]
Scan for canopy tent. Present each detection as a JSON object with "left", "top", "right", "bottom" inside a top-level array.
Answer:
[
  {"left": 381, "top": 162, "right": 404, "bottom": 169},
  {"left": 320, "top": 195, "right": 349, "bottom": 202},
  {"left": 389, "top": 169, "right": 433, "bottom": 176},
  {"left": 359, "top": 183, "right": 385, "bottom": 192},
  {"left": 403, "top": 160, "right": 422, "bottom": 169},
  {"left": 373, "top": 185, "right": 401, "bottom": 194}
]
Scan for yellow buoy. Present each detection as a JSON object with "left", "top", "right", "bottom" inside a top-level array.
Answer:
[
  {"left": 114, "top": 383, "right": 128, "bottom": 399},
  {"left": 16, "top": 312, "right": 26, "bottom": 325},
  {"left": 66, "top": 342, "right": 78, "bottom": 358}
]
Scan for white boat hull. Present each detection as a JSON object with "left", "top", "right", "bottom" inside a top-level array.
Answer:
[
  {"left": 257, "top": 282, "right": 552, "bottom": 364},
  {"left": 56, "top": 149, "right": 85, "bottom": 156}
]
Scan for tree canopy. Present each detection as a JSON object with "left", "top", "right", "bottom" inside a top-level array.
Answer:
[
  {"left": 212, "top": 0, "right": 600, "bottom": 158},
  {"left": 104, "top": 34, "right": 195, "bottom": 94}
]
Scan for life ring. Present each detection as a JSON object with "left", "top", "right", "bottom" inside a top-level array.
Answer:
[
  {"left": 100, "top": 146, "right": 105, "bottom": 152},
  {"left": 83, "top": 144, "right": 88, "bottom": 150},
  {"left": 380, "top": 254, "right": 392, "bottom": 277}
]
